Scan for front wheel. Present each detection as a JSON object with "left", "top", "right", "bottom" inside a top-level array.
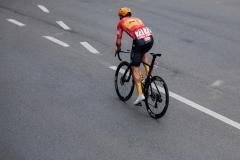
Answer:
[
  {"left": 115, "top": 61, "right": 134, "bottom": 101},
  {"left": 144, "top": 76, "right": 169, "bottom": 119}
]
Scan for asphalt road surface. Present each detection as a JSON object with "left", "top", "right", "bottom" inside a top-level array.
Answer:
[{"left": 1, "top": 0, "right": 240, "bottom": 159}]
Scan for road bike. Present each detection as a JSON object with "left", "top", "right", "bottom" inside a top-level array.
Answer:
[{"left": 114, "top": 50, "right": 169, "bottom": 119}]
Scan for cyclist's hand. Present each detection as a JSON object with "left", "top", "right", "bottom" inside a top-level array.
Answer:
[{"left": 115, "top": 47, "right": 121, "bottom": 53}]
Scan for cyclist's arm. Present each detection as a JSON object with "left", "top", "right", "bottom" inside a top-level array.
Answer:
[
  {"left": 116, "top": 39, "right": 121, "bottom": 52},
  {"left": 116, "top": 23, "right": 123, "bottom": 52}
]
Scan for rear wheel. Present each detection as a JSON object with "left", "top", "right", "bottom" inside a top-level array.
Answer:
[
  {"left": 144, "top": 76, "right": 169, "bottom": 119},
  {"left": 115, "top": 61, "right": 134, "bottom": 101}
]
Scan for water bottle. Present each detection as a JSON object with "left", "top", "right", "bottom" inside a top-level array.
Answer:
[{"left": 153, "top": 60, "right": 158, "bottom": 69}]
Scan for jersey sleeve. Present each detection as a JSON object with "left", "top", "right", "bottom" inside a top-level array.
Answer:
[{"left": 117, "top": 22, "right": 123, "bottom": 40}]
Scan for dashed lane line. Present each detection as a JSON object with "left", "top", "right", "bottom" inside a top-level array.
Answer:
[
  {"left": 7, "top": 19, "right": 26, "bottom": 27},
  {"left": 43, "top": 36, "right": 69, "bottom": 47},
  {"left": 109, "top": 66, "right": 240, "bottom": 130},
  {"left": 80, "top": 42, "right": 100, "bottom": 54},
  {"left": 56, "top": 21, "right": 71, "bottom": 30},
  {"left": 37, "top": 5, "right": 50, "bottom": 13}
]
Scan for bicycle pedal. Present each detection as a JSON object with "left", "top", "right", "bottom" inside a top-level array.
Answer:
[{"left": 135, "top": 102, "right": 142, "bottom": 106}]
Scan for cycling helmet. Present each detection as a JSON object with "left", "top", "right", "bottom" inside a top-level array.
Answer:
[{"left": 118, "top": 7, "right": 132, "bottom": 17}]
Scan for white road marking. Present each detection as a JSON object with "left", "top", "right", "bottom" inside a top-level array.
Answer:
[
  {"left": 109, "top": 66, "right": 117, "bottom": 70},
  {"left": 56, "top": 21, "right": 71, "bottom": 30},
  {"left": 109, "top": 66, "right": 240, "bottom": 130},
  {"left": 169, "top": 91, "right": 240, "bottom": 130},
  {"left": 7, "top": 19, "right": 26, "bottom": 27},
  {"left": 80, "top": 42, "right": 100, "bottom": 54},
  {"left": 43, "top": 36, "right": 69, "bottom": 47},
  {"left": 37, "top": 5, "right": 50, "bottom": 13},
  {"left": 211, "top": 80, "right": 224, "bottom": 87}
]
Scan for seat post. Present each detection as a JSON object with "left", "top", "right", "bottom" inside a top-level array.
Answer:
[{"left": 150, "top": 55, "right": 157, "bottom": 68}]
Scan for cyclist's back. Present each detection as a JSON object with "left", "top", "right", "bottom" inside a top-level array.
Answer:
[{"left": 117, "top": 17, "right": 153, "bottom": 46}]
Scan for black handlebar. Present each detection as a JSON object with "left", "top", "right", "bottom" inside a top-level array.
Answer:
[{"left": 114, "top": 50, "right": 131, "bottom": 61}]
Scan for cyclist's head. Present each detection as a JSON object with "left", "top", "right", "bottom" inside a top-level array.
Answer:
[{"left": 118, "top": 7, "right": 132, "bottom": 20}]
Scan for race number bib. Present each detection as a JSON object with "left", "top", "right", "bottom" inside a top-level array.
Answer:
[
  {"left": 143, "top": 27, "right": 152, "bottom": 36},
  {"left": 135, "top": 27, "right": 152, "bottom": 40},
  {"left": 135, "top": 29, "right": 145, "bottom": 39}
]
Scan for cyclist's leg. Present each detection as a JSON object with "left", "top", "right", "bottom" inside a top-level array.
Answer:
[
  {"left": 142, "top": 54, "right": 150, "bottom": 76},
  {"left": 131, "top": 66, "right": 142, "bottom": 95},
  {"left": 142, "top": 36, "right": 154, "bottom": 76},
  {"left": 131, "top": 44, "right": 145, "bottom": 104},
  {"left": 131, "top": 50, "right": 143, "bottom": 96},
  {"left": 131, "top": 66, "right": 145, "bottom": 105}
]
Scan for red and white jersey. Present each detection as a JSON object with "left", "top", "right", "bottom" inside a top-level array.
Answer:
[{"left": 117, "top": 17, "right": 152, "bottom": 41}]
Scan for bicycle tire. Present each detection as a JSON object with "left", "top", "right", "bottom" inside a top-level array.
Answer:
[
  {"left": 144, "top": 76, "right": 169, "bottom": 119},
  {"left": 115, "top": 61, "right": 134, "bottom": 101}
]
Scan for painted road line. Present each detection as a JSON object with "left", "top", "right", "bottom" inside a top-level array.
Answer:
[
  {"left": 211, "top": 80, "right": 224, "bottom": 87},
  {"left": 37, "top": 5, "right": 50, "bottom": 13},
  {"left": 109, "top": 66, "right": 117, "bottom": 71},
  {"left": 7, "top": 19, "right": 26, "bottom": 27},
  {"left": 80, "top": 42, "right": 100, "bottom": 54},
  {"left": 169, "top": 91, "right": 240, "bottom": 130},
  {"left": 56, "top": 21, "right": 71, "bottom": 30},
  {"left": 109, "top": 66, "right": 240, "bottom": 130},
  {"left": 43, "top": 36, "right": 69, "bottom": 47}
]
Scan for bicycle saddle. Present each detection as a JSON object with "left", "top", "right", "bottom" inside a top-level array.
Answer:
[{"left": 150, "top": 53, "right": 161, "bottom": 57}]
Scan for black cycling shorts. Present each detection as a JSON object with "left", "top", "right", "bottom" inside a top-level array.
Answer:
[{"left": 130, "top": 36, "right": 154, "bottom": 66}]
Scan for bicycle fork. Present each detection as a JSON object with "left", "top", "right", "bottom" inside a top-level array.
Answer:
[{"left": 121, "top": 66, "right": 132, "bottom": 84}]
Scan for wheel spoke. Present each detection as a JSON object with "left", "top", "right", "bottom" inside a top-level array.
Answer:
[{"left": 144, "top": 76, "right": 169, "bottom": 119}]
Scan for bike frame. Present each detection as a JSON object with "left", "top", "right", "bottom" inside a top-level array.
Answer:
[
  {"left": 115, "top": 51, "right": 162, "bottom": 96},
  {"left": 141, "top": 54, "right": 161, "bottom": 98}
]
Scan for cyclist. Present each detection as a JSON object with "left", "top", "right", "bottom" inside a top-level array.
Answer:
[{"left": 115, "top": 7, "right": 154, "bottom": 105}]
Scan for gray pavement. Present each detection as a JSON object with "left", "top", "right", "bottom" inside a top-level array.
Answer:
[{"left": 1, "top": 0, "right": 240, "bottom": 159}]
